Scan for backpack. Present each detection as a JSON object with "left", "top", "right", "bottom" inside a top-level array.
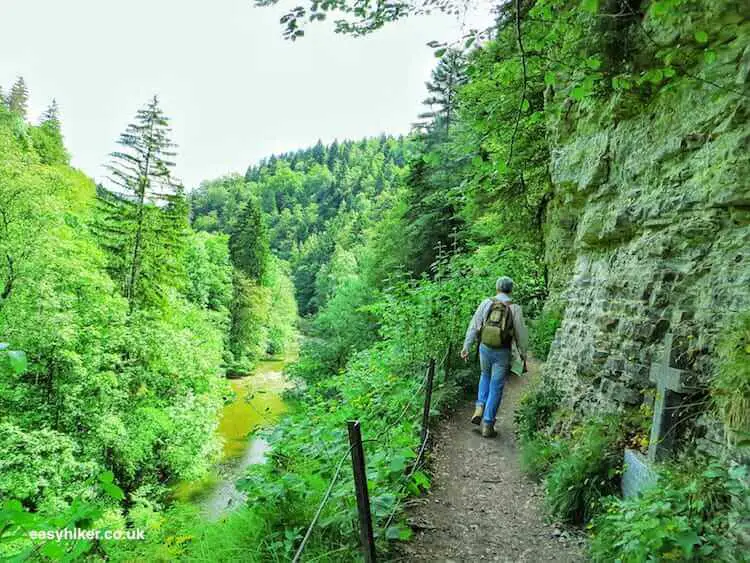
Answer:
[{"left": 480, "top": 299, "right": 514, "bottom": 349}]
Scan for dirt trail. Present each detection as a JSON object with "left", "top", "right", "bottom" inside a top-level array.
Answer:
[{"left": 397, "top": 366, "right": 586, "bottom": 562}]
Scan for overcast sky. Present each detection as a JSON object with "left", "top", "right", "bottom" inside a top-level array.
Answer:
[{"left": 0, "top": 0, "right": 493, "bottom": 188}]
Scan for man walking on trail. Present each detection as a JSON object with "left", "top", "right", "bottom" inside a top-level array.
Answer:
[{"left": 460, "top": 276, "right": 528, "bottom": 438}]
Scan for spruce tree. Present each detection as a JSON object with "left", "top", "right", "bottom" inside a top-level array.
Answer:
[
  {"left": 8, "top": 77, "right": 29, "bottom": 119},
  {"left": 228, "top": 197, "right": 269, "bottom": 369},
  {"left": 30, "top": 99, "right": 69, "bottom": 165},
  {"left": 415, "top": 49, "right": 467, "bottom": 135},
  {"left": 40, "top": 99, "right": 61, "bottom": 128},
  {"left": 311, "top": 140, "right": 326, "bottom": 165},
  {"left": 327, "top": 139, "right": 339, "bottom": 171},
  {"left": 99, "top": 96, "right": 187, "bottom": 309},
  {"left": 229, "top": 197, "right": 268, "bottom": 281}
]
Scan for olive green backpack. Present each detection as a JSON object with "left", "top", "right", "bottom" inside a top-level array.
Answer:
[{"left": 480, "top": 300, "right": 514, "bottom": 349}]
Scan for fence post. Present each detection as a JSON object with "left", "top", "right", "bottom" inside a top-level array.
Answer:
[
  {"left": 421, "top": 359, "right": 436, "bottom": 443},
  {"left": 347, "top": 420, "right": 377, "bottom": 563}
]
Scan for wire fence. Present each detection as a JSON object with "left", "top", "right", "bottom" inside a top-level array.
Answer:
[{"left": 292, "top": 356, "right": 445, "bottom": 562}]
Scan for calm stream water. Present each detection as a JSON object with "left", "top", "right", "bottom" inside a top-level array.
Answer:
[{"left": 173, "top": 358, "right": 290, "bottom": 519}]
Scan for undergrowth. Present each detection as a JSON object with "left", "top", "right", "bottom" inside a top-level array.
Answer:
[
  {"left": 529, "top": 307, "right": 563, "bottom": 361},
  {"left": 711, "top": 311, "right": 750, "bottom": 446},
  {"left": 102, "top": 347, "right": 471, "bottom": 562},
  {"left": 515, "top": 378, "right": 648, "bottom": 525},
  {"left": 590, "top": 460, "right": 750, "bottom": 562},
  {"left": 544, "top": 416, "right": 623, "bottom": 524},
  {"left": 515, "top": 371, "right": 748, "bottom": 559}
]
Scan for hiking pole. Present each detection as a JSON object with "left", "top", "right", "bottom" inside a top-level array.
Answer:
[{"left": 347, "top": 420, "right": 377, "bottom": 563}]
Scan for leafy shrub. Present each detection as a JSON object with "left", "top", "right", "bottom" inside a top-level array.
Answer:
[
  {"left": 529, "top": 307, "right": 563, "bottom": 360},
  {"left": 0, "top": 423, "right": 98, "bottom": 514},
  {"left": 514, "top": 376, "right": 562, "bottom": 443},
  {"left": 590, "top": 461, "right": 750, "bottom": 562},
  {"left": 711, "top": 311, "right": 750, "bottom": 446},
  {"left": 545, "top": 416, "right": 623, "bottom": 525},
  {"left": 520, "top": 435, "right": 565, "bottom": 481},
  {"left": 0, "top": 472, "right": 125, "bottom": 561}
]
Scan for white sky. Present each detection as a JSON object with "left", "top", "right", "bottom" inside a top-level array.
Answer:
[{"left": 0, "top": 0, "right": 493, "bottom": 188}]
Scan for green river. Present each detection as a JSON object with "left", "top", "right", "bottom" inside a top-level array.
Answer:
[{"left": 173, "top": 358, "right": 291, "bottom": 519}]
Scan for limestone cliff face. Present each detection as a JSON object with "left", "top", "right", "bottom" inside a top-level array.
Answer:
[{"left": 543, "top": 1, "right": 749, "bottom": 450}]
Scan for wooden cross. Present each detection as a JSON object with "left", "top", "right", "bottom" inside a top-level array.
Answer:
[{"left": 647, "top": 333, "right": 688, "bottom": 463}]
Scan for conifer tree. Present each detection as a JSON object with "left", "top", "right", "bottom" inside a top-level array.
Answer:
[
  {"left": 327, "top": 139, "right": 339, "bottom": 171},
  {"left": 30, "top": 99, "right": 69, "bottom": 165},
  {"left": 229, "top": 198, "right": 268, "bottom": 281},
  {"left": 99, "top": 96, "right": 187, "bottom": 309},
  {"left": 8, "top": 77, "right": 29, "bottom": 119},
  {"left": 40, "top": 99, "right": 61, "bottom": 128},
  {"left": 0, "top": 86, "right": 6, "bottom": 108},
  {"left": 312, "top": 140, "right": 326, "bottom": 165},
  {"left": 228, "top": 197, "right": 269, "bottom": 369},
  {"left": 415, "top": 49, "right": 467, "bottom": 135}
]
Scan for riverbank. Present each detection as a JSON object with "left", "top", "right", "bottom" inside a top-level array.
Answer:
[{"left": 172, "top": 358, "right": 292, "bottom": 519}]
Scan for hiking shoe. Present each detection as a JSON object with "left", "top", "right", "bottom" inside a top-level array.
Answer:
[
  {"left": 471, "top": 405, "right": 484, "bottom": 425},
  {"left": 481, "top": 421, "right": 498, "bottom": 438}
]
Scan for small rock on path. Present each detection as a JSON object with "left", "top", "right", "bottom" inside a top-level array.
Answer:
[{"left": 396, "top": 366, "right": 586, "bottom": 562}]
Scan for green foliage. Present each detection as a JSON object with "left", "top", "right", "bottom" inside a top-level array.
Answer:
[
  {"left": 529, "top": 307, "right": 563, "bottom": 360},
  {"left": 516, "top": 381, "right": 626, "bottom": 524},
  {"left": 97, "top": 96, "right": 189, "bottom": 310},
  {"left": 262, "top": 257, "right": 299, "bottom": 357},
  {"left": 193, "top": 137, "right": 409, "bottom": 316},
  {"left": 227, "top": 255, "right": 298, "bottom": 372},
  {"left": 190, "top": 174, "right": 252, "bottom": 233},
  {"left": 0, "top": 471, "right": 126, "bottom": 561},
  {"left": 414, "top": 49, "right": 467, "bottom": 135},
  {"left": 711, "top": 311, "right": 750, "bottom": 445},
  {"left": 590, "top": 461, "right": 750, "bottom": 562},
  {"left": 0, "top": 422, "right": 98, "bottom": 514},
  {"left": 186, "top": 281, "right": 464, "bottom": 561},
  {"left": 183, "top": 231, "right": 233, "bottom": 313},
  {"left": 544, "top": 416, "right": 623, "bottom": 525},
  {"left": 0, "top": 93, "right": 228, "bottom": 529},
  {"left": 229, "top": 272, "right": 269, "bottom": 373},
  {"left": 515, "top": 377, "right": 562, "bottom": 443},
  {"left": 7, "top": 77, "right": 29, "bottom": 119},
  {"left": 229, "top": 197, "right": 268, "bottom": 280},
  {"left": 28, "top": 121, "right": 69, "bottom": 166},
  {"left": 5, "top": 1, "right": 745, "bottom": 560},
  {"left": 520, "top": 435, "right": 565, "bottom": 481}
]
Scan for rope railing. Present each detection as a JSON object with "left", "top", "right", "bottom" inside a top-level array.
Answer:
[
  {"left": 380, "top": 427, "right": 430, "bottom": 535},
  {"left": 292, "top": 445, "right": 355, "bottom": 563},
  {"left": 290, "top": 356, "right": 441, "bottom": 562}
]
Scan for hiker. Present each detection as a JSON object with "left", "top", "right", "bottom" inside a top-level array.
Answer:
[{"left": 460, "top": 276, "right": 528, "bottom": 438}]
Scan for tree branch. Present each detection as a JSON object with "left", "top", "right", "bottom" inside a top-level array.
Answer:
[{"left": 507, "top": 0, "right": 528, "bottom": 166}]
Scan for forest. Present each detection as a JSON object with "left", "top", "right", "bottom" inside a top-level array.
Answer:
[{"left": 1, "top": 0, "right": 749, "bottom": 561}]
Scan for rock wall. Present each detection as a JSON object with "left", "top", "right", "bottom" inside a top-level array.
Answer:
[{"left": 543, "top": 1, "right": 750, "bottom": 453}]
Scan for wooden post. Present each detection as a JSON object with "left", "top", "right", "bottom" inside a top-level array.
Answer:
[
  {"left": 347, "top": 420, "right": 376, "bottom": 563},
  {"left": 421, "top": 359, "right": 436, "bottom": 443}
]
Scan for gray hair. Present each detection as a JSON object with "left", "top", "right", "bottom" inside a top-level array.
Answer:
[{"left": 496, "top": 276, "right": 514, "bottom": 294}]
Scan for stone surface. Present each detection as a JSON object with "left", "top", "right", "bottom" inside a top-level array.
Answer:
[
  {"left": 542, "top": 0, "right": 750, "bottom": 455},
  {"left": 622, "top": 449, "right": 658, "bottom": 498}
]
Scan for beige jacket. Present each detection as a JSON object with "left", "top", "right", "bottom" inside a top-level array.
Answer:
[{"left": 461, "top": 292, "right": 529, "bottom": 358}]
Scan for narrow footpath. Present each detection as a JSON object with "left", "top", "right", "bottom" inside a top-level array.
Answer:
[{"left": 397, "top": 365, "right": 586, "bottom": 562}]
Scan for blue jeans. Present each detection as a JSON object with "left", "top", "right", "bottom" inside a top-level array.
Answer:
[{"left": 476, "top": 344, "right": 511, "bottom": 424}]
